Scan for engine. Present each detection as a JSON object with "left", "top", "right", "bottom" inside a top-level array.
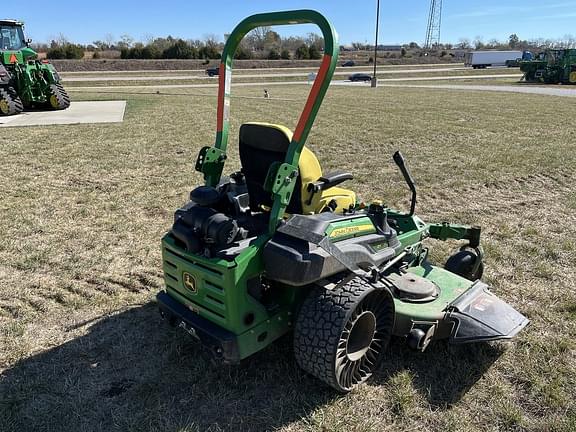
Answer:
[{"left": 170, "top": 173, "right": 250, "bottom": 255}]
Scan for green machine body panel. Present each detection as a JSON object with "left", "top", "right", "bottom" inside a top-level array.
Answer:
[{"left": 161, "top": 233, "right": 301, "bottom": 360}]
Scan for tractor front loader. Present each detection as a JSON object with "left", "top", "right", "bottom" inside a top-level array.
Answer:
[{"left": 0, "top": 19, "right": 70, "bottom": 116}]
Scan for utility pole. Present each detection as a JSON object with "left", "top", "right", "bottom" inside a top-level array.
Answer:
[
  {"left": 424, "top": 0, "right": 443, "bottom": 50},
  {"left": 371, "top": 0, "right": 380, "bottom": 87}
]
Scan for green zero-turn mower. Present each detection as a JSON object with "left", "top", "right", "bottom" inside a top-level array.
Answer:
[
  {"left": 157, "top": 10, "right": 529, "bottom": 392},
  {"left": 0, "top": 19, "right": 70, "bottom": 116}
]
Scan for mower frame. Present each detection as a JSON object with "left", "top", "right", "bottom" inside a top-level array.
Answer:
[{"left": 158, "top": 10, "right": 529, "bottom": 391}]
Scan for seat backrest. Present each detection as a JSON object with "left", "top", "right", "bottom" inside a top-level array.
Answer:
[
  {"left": 239, "top": 122, "right": 337, "bottom": 215},
  {"left": 239, "top": 122, "right": 306, "bottom": 214}
]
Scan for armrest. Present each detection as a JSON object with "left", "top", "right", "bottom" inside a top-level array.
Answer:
[{"left": 307, "top": 171, "right": 354, "bottom": 193}]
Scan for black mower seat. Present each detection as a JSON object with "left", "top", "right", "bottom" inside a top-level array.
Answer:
[{"left": 239, "top": 122, "right": 356, "bottom": 214}]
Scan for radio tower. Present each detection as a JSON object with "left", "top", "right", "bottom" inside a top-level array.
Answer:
[{"left": 424, "top": 0, "right": 443, "bottom": 50}]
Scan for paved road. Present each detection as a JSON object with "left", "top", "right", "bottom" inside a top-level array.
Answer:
[
  {"left": 62, "top": 67, "right": 472, "bottom": 82},
  {"left": 68, "top": 74, "right": 522, "bottom": 91},
  {"left": 379, "top": 83, "right": 576, "bottom": 98},
  {"left": 59, "top": 63, "right": 466, "bottom": 75},
  {"left": 66, "top": 75, "right": 576, "bottom": 99}
]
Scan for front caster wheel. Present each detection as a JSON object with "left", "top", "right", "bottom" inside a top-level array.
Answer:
[
  {"left": 294, "top": 276, "right": 394, "bottom": 392},
  {"left": 445, "top": 249, "right": 484, "bottom": 281}
]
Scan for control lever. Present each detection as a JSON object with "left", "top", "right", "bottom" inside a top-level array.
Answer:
[{"left": 393, "top": 151, "right": 417, "bottom": 216}]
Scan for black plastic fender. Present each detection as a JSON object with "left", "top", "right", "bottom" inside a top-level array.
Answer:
[{"left": 447, "top": 282, "right": 529, "bottom": 343}]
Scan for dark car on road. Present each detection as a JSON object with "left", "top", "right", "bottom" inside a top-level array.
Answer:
[
  {"left": 206, "top": 67, "right": 219, "bottom": 77},
  {"left": 342, "top": 60, "right": 356, "bottom": 67},
  {"left": 348, "top": 73, "right": 372, "bottom": 82}
]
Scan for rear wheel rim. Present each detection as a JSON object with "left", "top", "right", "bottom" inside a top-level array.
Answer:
[
  {"left": 50, "top": 95, "right": 59, "bottom": 108},
  {"left": 0, "top": 99, "right": 9, "bottom": 114},
  {"left": 335, "top": 292, "right": 391, "bottom": 391},
  {"left": 346, "top": 311, "right": 376, "bottom": 361}
]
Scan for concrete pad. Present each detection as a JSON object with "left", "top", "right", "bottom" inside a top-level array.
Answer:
[{"left": 0, "top": 101, "right": 126, "bottom": 128}]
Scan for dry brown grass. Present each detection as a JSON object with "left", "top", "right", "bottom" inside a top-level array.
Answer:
[{"left": 1, "top": 84, "right": 575, "bottom": 431}]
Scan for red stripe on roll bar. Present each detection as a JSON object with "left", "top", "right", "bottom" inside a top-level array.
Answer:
[
  {"left": 216, "top": 63, "right": 226, "bottom": 132},
  {"left": 293, "top": 54, "right": 332, "bottom": 142}
]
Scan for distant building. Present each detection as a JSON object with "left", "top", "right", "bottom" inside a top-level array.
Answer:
[
  {"left": 340, "top": 44, "right": 402, "bottom": 51},
  {"left": 376, "top": 45, "right": 402, "bottom": 51}
]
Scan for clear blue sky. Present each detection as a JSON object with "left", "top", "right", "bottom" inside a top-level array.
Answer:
[{"left": 4, "top": 0, "right": 576, "bottom": 46}]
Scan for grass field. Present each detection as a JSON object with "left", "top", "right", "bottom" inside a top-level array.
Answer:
[{"left": 1, "top": 83, "right": 575, "bottom": 432}]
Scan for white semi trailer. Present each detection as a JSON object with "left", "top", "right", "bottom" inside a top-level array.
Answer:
[{"left": 465, "top": 50, "right": 523, "bottom": 68}]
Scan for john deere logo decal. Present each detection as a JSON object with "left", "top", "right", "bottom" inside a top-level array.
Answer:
[
  {"left": 183, "top": 272, "right": 197, "bottom": 293},
  {"left": 329, "top": 224, "right": 375, "bottom": 239}
]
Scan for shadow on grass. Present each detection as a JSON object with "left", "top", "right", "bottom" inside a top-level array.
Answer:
[
  {"left": 0, "top": 302, "right": 502, "bottom": 431},
  {"left": 374, "top": 338, "right": 503, "bottom": 409}
]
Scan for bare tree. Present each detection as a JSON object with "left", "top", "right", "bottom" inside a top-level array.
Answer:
[
  {"left": 246, "top": 26, "right": 272, "bottom": 51},
  {"left": 457, "top": 38, "right": 471, "bottom": 49},
  {"left": 473, "top": 36, "right": 484, "bottom": 50},
  {"left": 487, "top": 38, "right": 501, "bottom": 49},
  {"left": 559, "top": 34, "right": 576, "bottom": 48},
  {"left": 282, "top": 36, "right": 306, "bottom": 51},
  {"left": 117, "top": 34, "right": 134, "bottom": 49},
  {"left": 264, "top": 30, "right": 281, "bottom": 51},
  {"left": 306, "top": 32, "right": 324, "bottom": 50},
  {"left": 104, "top": 33, "right": 115, "bottom": 49},
  {"left": 142, "top": 33, "right": 155, "bottom": 45},
  {"left": 203, "top": 33, "right": 222, "bottom": 51}
]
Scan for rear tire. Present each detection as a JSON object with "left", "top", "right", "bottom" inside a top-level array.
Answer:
[
  {"left": 294, "top": 276, "right": 394, "bottom": 392},
  {"left": 46, "top": 83, "right": 70, "bottom": 110},
  {"left": 0, "top": 86, "right": 23, "bottom": 116}
]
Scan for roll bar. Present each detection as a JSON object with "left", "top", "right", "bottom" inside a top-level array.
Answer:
[{"left": 197, "top": 10, "right": 339, "bottom": 233}]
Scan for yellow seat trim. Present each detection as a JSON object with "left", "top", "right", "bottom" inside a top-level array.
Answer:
[
  {"left": 299, "top": 146, "right": 355, "bottom": 214},
  {"left": 241, "top": 122, "right": 356, "bottom": 214}
]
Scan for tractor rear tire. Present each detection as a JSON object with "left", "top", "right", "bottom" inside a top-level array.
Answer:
[
  {"left": 0, "top": 86, "right": 24, "bottom": 116},
  {"left": 294, "top": 276, "right": 394, "bottom": 393},
  {"left": 47, "top": 83, "right": 70, "bottom": 110}
]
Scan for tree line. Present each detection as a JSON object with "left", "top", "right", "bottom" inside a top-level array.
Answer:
[
  {"left": 42, "top": 28, "right": 325, "bottom": 60},
  {"left": 425, "top": 34, "right": 576, "bottom": 51},
  {"left": 38, "top": 31, "right": 576, "bottom": 61}
]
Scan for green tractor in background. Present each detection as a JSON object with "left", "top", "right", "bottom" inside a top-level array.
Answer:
[
  {"left": 520, "top": 48, "right": 576, "bottom": 84},
  {"left": 0, "top": 19, "right": 70, "bottom": 116}
]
